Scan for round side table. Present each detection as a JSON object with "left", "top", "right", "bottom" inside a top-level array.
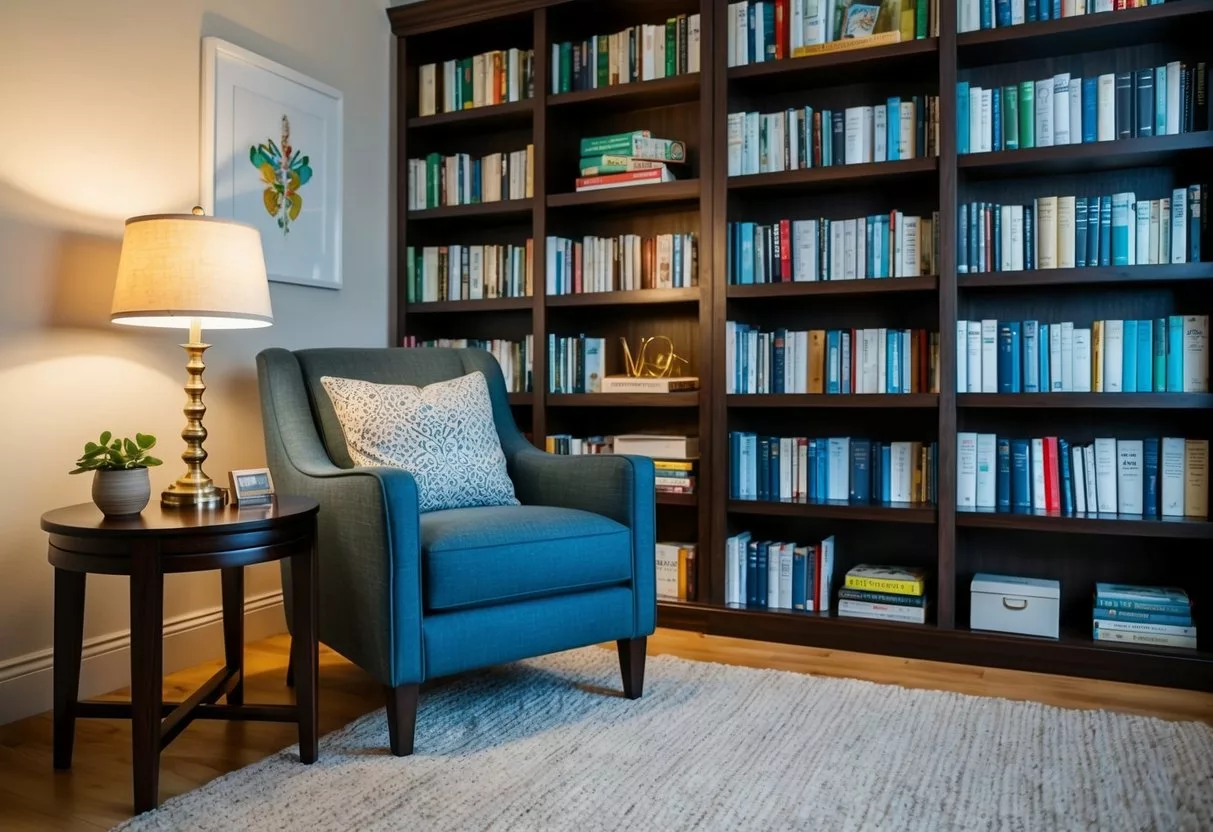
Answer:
[{"left": 41, "top": 495, "right": 320, "bottom": 815}]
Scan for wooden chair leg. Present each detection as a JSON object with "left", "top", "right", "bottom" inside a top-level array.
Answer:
[
  {"left": 385, "top": 684, "right": 419, "bottom": 757},
  {"left": 285, "top": 643, "right": 295, "bottom": 688},
  {"left": 617, "top": 636, "right": 647, "bottom": 700}
]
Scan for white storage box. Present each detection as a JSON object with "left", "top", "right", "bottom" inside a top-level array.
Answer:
[{"left": 970, "top": 573, "right": 1060, "bottom": 639}]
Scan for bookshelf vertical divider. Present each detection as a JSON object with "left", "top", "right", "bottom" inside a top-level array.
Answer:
[{"left": 532, "top": 7, "right": 549, "bottom": 445}]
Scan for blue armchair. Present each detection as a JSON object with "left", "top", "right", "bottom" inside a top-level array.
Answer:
[{"left": 256, "top": 347, "right": 656, "bottom": 755}]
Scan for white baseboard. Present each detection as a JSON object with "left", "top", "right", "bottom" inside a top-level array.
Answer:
[{"left": 0, "top": 591, "right": 286, "bottom": 726}]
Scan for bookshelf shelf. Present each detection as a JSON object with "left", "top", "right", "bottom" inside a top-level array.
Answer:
[
  {"left": 406, "top": 198, "right": 534, "bottom": 222},
  {"left": 956, "top": 508, "right": 1213, "bottom": 539},
  {"left": 958, "top": 393, "right": 1213, "bottom": 410},
  {"left": 727, "top": 157, "right": 937, "bottom": 193},
  {"left": 957, "top": 263, "right": 1213, "bottom": 289},
  {"left": 728, "top": 275, "right": 938, "bottom": 299},
  {"left": 729, "top": 394, "right": 939, "bottom": 409},
  {"left": 547, "top": 73, "right": 701, "bottom": 112},
  {"left": 727, "top": 38, "right": 938, "bottom": 89},
  {"left": 407, "top": 296, "right": 533, "bottom": 314},
  {"left": 958, "top": 133, "right": 1213, "bottom": 178},
  {"left": 407, "top": 98, "right": 534, "bottom": 130},
  {"left": 546, "top": 392, "right": 701, "bottom": 408},
  {"left": 658, "top": 492, "right": 698, "bottom": 507},
  {"left": 546, "top": 287, "right": 701, "bottom": 308},
  {"left": 507, "top": 393, "right": 533, "bottom": 406},
  {"left": 728, "top": 499, "right": 937, "bottom": 524},
  {"left": 547, "top": 179, "right": 700, "bottom": 209}
]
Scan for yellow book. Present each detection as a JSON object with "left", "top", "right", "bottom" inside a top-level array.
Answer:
[
  {"left": 654, "top": 460, "right": 695, "bottom": 471},
  {"left": 1092, "top": 320, "right": 1104, "bottom": 393},
  {"left": 525, "top": 143, "right": 534, "bottom": 198},
  {"left": 808, "top": 330, "right": 826, "bottom": 393},
  {"left": 844, "top": 565, "right": 927, "bottom": 596}
]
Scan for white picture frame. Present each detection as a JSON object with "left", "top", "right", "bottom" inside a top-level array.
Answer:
[{"left": 201, "top": 37, "right": 343, "bottom": 290}]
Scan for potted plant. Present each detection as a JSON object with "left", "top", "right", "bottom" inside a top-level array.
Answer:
[{"left": 70, "top": 432, "right": 163, "bottom": 517}]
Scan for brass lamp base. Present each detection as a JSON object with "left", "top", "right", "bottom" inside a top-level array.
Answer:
[
  {"left": 162, "top": 480, "right": 227, "bottom": 508},
  {"left": 161, "top": 320, "right": 227, "bottom": 510}
]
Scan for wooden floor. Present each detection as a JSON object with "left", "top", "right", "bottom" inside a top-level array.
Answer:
[{"left": 2, "top": 628, "right": 1210, "bottom": 830}]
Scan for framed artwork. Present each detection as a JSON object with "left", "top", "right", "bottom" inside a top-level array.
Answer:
[{"left": 201, "top": 37, "right": 343, "bottom": 290}]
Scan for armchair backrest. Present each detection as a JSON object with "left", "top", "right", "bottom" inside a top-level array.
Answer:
[{"left": 258, "top": 347, "right": 530, "bottom": 471}]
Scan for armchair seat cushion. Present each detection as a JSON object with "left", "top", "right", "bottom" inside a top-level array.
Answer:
[{"left": 421, "top": 505, "right": 632, "bottom": 612}]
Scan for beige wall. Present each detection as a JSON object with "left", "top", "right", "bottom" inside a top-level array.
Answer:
[{"left": 0, "top": 0, "right": 392, "bottom": 723}]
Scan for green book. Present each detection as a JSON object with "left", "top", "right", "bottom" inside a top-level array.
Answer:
[
  {"left": 1003, "top": 85, "right": 1019, "bottom": 150},
  {"left": 461, "top": 58, "right": 473, "bottom": 110},
  {"left": 579, "top": 155, "right": 668, "bottom": 175},
  {"left": 665, "top": 18, "right": 676, "bottom": 78},
  {"left": 1018, "top": 80, "right": 1035, "bottom": 150},
  {"left": 425, "top": 153, "right": 441, "bottom": 208},
  {"left": 597, "top": 35, "right": 609, "bottom": 88},
  {"left": 579, "top": 130, "right": 650, "bottom": 156},
  {"left": 915, "top": 0, "right": 928, "bottom": 38},
  {"left": 559, "top": 42, "right": 572, "bottom": 94},
  {"left": 406, "top": 246, "right": 417, "bottom": 303}
]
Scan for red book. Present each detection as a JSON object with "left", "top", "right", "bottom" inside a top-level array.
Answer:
[
  {"left": 775, "top": 0, "right": 787, "bottom": 61},
  {"left": 812, "top": 111, "right": 823, "bottom": 167},
  {"left": 1043, "top": 437, "right": 1061, "bottom": 512},
  {"left": 573, "top": 241, "right": 583, "bottom": 294},
  {"left": 850, "top": 329, "right": 858, "bottom": 394},
  {"left": 779, "top": 219, "right": 792, "bottom": 281},
  {"left": 574, "top": 168, "right": 672, "bottom": 191}
]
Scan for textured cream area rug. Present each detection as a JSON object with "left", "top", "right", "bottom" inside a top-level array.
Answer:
[{"left": 116, "top": 648, "right": 1213, "bottom": 831}]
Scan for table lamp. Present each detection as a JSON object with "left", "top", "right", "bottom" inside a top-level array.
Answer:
[{"left": 110, "top": 209, "right": 273, "bottom": 508}]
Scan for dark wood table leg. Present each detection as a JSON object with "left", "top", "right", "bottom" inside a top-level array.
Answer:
[
  {"left": 53, "top": 566, "right": 86, "bottom": 770},
  {"left": 129, "top": 542, "right": 164, "bottom": 814},
  {"left": 291, "top": 521, "right": 318, "bottom": 764},
  {"left": 220, "top": 566, "right": 244, "bottom": 706}
]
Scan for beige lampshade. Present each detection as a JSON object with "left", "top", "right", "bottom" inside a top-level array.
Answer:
[{"left": 111, "top": 213, "right": 273, "bottom": 330}]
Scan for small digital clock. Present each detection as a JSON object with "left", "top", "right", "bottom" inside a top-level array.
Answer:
[{"left": 228, "top": 468, "right": 275, "bottom": 506}]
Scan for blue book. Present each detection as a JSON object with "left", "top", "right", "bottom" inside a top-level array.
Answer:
[
  {"left": 1099, "top": 196, "right": 1113, "bottom": 266},
  {"left": 887, "top": 99, "right": 900, "bottom": 161},
  {"left": 826, "top": 330, "right": 841, "bottom": 393},
  {"left": 729, "top": 431, "right": 740, "bottom": 498},
  {"left": 1075, "top": 197, "right": 1088, "bottom": 268},
  {"left": 996, "top": 438, "right": 1012, "bottom": 510},
  {"left": 1058, "top": 438, "right": 1074, "bottom": 515},
  {"left": 1022, "top": 320, "right": 1039, "bottom": 392},
  {"left": 1143, "top": 437, "right": 1159, "bottom": 517},
  {"left": 756, "top": 543, "right": 768, "bottom": 609},
  {"left": 851, "top": 439, "right": 871, "bottom": 503},
  {"left": 865, "top": 218, "right": 875, "bottom": 277},
  {"left": 993, "top": 205, "right": 1002, "bottom": 270},
  {"left": 991, "top": 87, "right": 1002, "bottom": 152},
  {"left": 772, "top": 329, "right": 786, "bottom": 394},
  {"left": 1081, "top": 77, "right": 1098, "bottom": 142},
  {"left": 995, "top": 0, "right": 1012, "bottom": 26},
  {"left": 1011, "top": 439, "right": 1031, "bottom": 510},
  {"left": 958, "top": 199, "right": 969, "bottom": 273},
  {"left": 1095, "top": 583, "right": 1190, "bottom": 606},
  {"left": 1095, "top": 597, "right": 1192, "bottom": 616},
  {"left": 980, "top": 0, "right": 992, "bottom": 29},
  {"left": 740, "top": 222, "right": 755, "bottom": 284},
  {"left": 880, "top": 216, "right": 891, "bottom": 277},
  {"left": 1086, "top": 196, "right": 1101, "bottom": 268},
  {"left": 1167, "top": 315, "right": 1184, "bottom": 391},
  {"left": 1136, "top": 319, "right": 1153, "bottom": 392},
  {"left": 958, "top": 82, "right": 971, "bottom": 155},
  {"left": 1154, "top": 317, "right": 1168, "bottom": 392},
  {"left": 807, "top": 439, "right": 818, "bottom": 501},
  {"left": 841, "top": 331, "right": 852, "bottom": 394},
  {"left": 757, "top": 437, "right": 770, "bottom": 502},
  {"left": 768, "top": 437, "right": 781, "bottom": 500},
  {"left": 1038, "top": 324, "right": 1051, "bottom": 392},
  {"left": 881, "top": 444, "right": 892, "bottom": 503},
  {"left": 1051, "top": 0, "right": 1061, "bottom": 20},
  {"left": 969, "top": 203, "right": 979, "bottom": 273},
  {"left": 1156, "top": 65, "right": 1168, "bottom": 137},
  {"left": 792, "top": 548, "right": 807, "bottom": 610},
  {"left": 1122, "top": 319, "right": 1138, "bottom": 392},
  {"left": 1027, "top": 0, "right": 1038, "bottom": 21},
  {"left": 870, "top": 442, "right": 882, "bottom": 502},
  {"left": 1093, "top": 607, "right": 1192, "bottom": 627},
  {"left": 889, "top": 332, "right": 901, "bottom": 394},
  {"left": 1038, "top": 0, "right": 1049, "bottom": 18},
  {"left": 1190, "top": 185, "right": 1202, "bottom": 262},
  {"left": 1111, "top": 193, "right": 1132, "bottom": 265},
  {"left": 818, "top": 438, "right": 830, "bottom": 502},
  {"left": 1023, "top": 204, "right": 1035, "bottom": 270},
  {"left": 746, "top": 540, "right": 759, "bottom": 607},
  {"left": 762, "top": 3, "right": 776, "bottom": 60}
]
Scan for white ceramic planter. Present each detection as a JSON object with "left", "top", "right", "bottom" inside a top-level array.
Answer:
[{"left": 92, "top": 468, "right": 151, "bottom": 517}]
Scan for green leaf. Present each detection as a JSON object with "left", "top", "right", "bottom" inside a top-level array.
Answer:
[
  {"left": 69, "top": 467, "right": 91, "bottom": 475},
  {"left": 123, "top": 438, "right": 138, "bottom": 456},
  {"left": 142, "top": 456, "right": 163, "bottom": 467},
  {"left": 84, "top": 441, "right": 100, "bottom": 453},
  {"left": 99, "top": 431, "right": 112, "bottom": 446},
  {"left": 136, "top": 433, "right": 156, "bottom": 449}
]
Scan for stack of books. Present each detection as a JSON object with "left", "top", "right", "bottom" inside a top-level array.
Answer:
[
  {"left": 551, "top": 15, "right": 701, "bottom": 92},
  {"left": 401, "top": 337, "right": 533, "bottom": 394},
  {"left": 575, "top": 131, "right": 686, "bottom": 192},
  {"left": 960, "top": 0, "right": 1171, "bottom": 35},
  {"left": 614, "top": 435, "right": 699, "bottom": 496},
  {"left": 838, "top": 565, "right": 929, "bottom": 624},
  {"left": 545, "top": 232, "right": 698, "bottom": 294},
  {"left": 417, "top": 49, "right": 535, "bottom": 116},
  {"left": 723, "top": 531, "right": 836, "bottom": 612},
  {"left": 1093, "top": 584, "right": 1197, "bottom": 650},
  {"left": 656, "top": 542, "right": 698, "bottom": 602},
  {"left": 405, "top": 241, "right": 532, "bottom": 303}
]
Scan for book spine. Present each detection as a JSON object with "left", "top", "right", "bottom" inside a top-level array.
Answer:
[{"left": 843, "top": 576, "right": 925, "bottom": 596}]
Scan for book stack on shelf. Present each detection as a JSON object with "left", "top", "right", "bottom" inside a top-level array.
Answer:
[
  {"left": 1093, "top": 583, "right": 1197, "bottom": 650},
  {"left": 838, "top": 565, "right": 929, "bottom": 624},
  {"left": 551, "top": 15, "right": 701, "bottom": 92},
  {"left": 728, "top": 95, "right": 939, "bottom": 176},
  {"left": 723, "top": 531, "right": 836, "bottom": 611},
  {"left": 575, "top": 131, "right": 686, "bottom": 192},
  {"left": 548, "top": 434, "right": 700, "bottom": 496},
  {"left": 417, "top": 49, "right": 535, "bottom": 116},
  {"left": 958, "top": 187, "right": 1207, "bottom": 275},
  {"left": 727, "top": 0, "right": 937, "bottom": 66},
  {"left": 730, "top": 433, "right": 938, "bottom": 505},
  {"left": 955, "top": 315, "right": 1209, "bottom": 394},
  {"left": 727, "top": 211, "right": 939, "bottom": 283},
  {"left": 546, "top": 232, "right": 698, "bottom": 294},
  {"left": 727, "top": 324, "right": 940, "bottom": 394},
  {"left": 959, "top": 0, "right": 1170, "bottom": 34},
  {"left": 958, "top": 63, "right": 1208, "bottom": 155},
  {"left": 401, "top": 336, "right": 534, "bottom": 393},
  {"left": 957, "top": 433, "right": 1209, "bottom": 517},
  {"left": 406, "top": 146, "right": 534, "bottom": 210},
  {"left": 657, "top": 542, "right": 698, "bottom": 602},
  {"left": 405, "top": 241, "right": 533, "bottom": 303}
]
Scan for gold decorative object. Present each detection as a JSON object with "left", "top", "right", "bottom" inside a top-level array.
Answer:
[
  {"left": 620, "top": 335, "right": 690, "bottom": 379},
  {"left": 111, "top": 208, "right": 273, "bottom": 508}
]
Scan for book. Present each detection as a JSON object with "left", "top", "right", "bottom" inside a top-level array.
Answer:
[
  {"left": 1117, "top": 439, "right": 1144, "bottom": 514},
  {"left": 611, "top": 435, "right": 699, "bottom": 459},
  {"left": 1185, "top": 438, "right": 1209, "bottom": 518},
  {"left": 574, "top": 168, "right": 676, "bottom": 191},
  {"left": 599, "top": 376, "right": 699, "bottom": 393},
  {"left": 838, "top": 599, "right": 929, "bottom": 624},
  {"left": 845, "top": 564, "right": 927, "bottom": 596}
]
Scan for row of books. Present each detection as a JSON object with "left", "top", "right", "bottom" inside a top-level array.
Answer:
[
  {"left": 959, "top": 0, "right": 1163, "bottom": 34},
  {"left": 726, "top": 96, "right": 939, "bottom": 176},
  {"left": 726, "top": 213, "right": 938, "bottom": 284},
  {"left": 839, "top": 565, "right": 928, "bottom": 624},
  {"left": 958, "top": 64, "right": 1208, "bottom": 155},
  {"left": 956, "top": 188, "right": 1206, "bottom": 275},
  {"left": 546, "top": 337, "right": 699, "bottom": 395},
  {"left": 723, "top": 531, "right": 836, "bottom": 612},
  {"left": 1093, "top": 584, "right": 1195, "bottom": 650},
  {"left": 726, "top": 0, "right": 938, "bottom": 68},
  {"left": 405, "top": 146, "right": 534, "bottom": 211},
  {"left": 550, "top": 15, "right": 701, "bottom": 94},
  {"left": 544, "top": 233, "right": 698, "bottom": 295},
  {"left": 955, "top": 317, "right": 1209, "bottom": 395},
  {"left": 400, "top": 337, "right": 534, "bottom": 393},
  {"left": 416, "top": 50, "right": 535, "bottom": 117},
  {"left": 656, "top": 542, "right": 698, "bottom": 602},
  {"left": 546, "top": 434, "right": 699, "bottom": 495},
  {"left": 726, "top": 324, "right": 942, "bottom": 395},
  {"left": 729, "top": 433, "right": 938, "bottom": 506},
  {"left": 956, "top": 434, "right": 1209, "bottom": 518},
  {"left": 404, "top": 242, "right": 533, "bottom": 304}
]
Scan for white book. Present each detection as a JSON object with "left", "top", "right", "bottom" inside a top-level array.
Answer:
[
  {"left": 831, "top": 222, "right": 845, "bottom": 281},
  {"left": 861, "top": 329, "right": 879, "bottom": 394},
  {"left": 1097, "top": 73, "right": 1116, "bottom": 142},
  {"left": 778, "top": 542, "right": 793, "bottom": 610},
  {"left": 788, "top": 110, "right": 800, "bottom": 171},
  {"left": 900, "top": 100, "right": 916, "bottom": 159},
  {"left": 1057, "top": 196, "right": 1076, "bottom": 269},
  {"left": 842, "top": 219, "right": 858, "bottom": 280},
  {"left": 1035, "top": 79, "right": 1054, "bottom": 147},
  {"left": 957, "top": 320, "right": 969, "bottom": 393},
  {"left": 1000, "top": 206, "right": 1013, "bottom": 271},
  {"left": 1010, "top": 206, "right": 1025, "bottom": 271},
  {"left": 903, "top": 215, "right": 921, "bottom": 277},
  {"left": 727, "top": 113, "right": 745, "bottom": 176},
  {"left": 744, "top": 112, "right": 761, "bottom": 173},
  {"left": 1012, "top": 0, "right": 1026, "bottom": 24},
  {"left": 969, "top": 86, "right": 984, "bottom": 154},
  {"left": 891, "top": 441, "right": 914, "bottom": 502},
  {"left": 975, "top": 433, "right": 998, "bottom": 509},
  {"left": 1036, "top": 196, "right": 1058, "bottom": 269},
  {"left": 419, "top": 64, "right": 437, "bottom": 116},
  {"left": 468, "top": 246, "right": 484, "bottom": 300},
  {"left": 1060, "top": 321, "right": 1074, "bottom": 392},
  {"left": 856, "top": 218, "right": 868, "bottom": 278},
  {"left": 1161, "top": 198, "right": 1172, "bottom": 260},
  {"left": 1049, "top": 324, "right": 1062, "bottom": 392},
  {"left": 1161, "top": 436, "right": 1186, "bottom": 517},
  {"left": 1072, "top": 444, "right": 1088, "bottom": 513},
  {"left": 805, "top": 0, "right": 826, "bottom": 46},
  {"left": 1186, "top": 439, "right": 1209, "bottom": 518},
  {"left": 1031, "top": 438, "right": 1046, "bottom": 510},
  {"left": 688, "top": 14, "right": 702, "bottom": 73},
  {"left": 877, "top": 328, "right": 887, "bottom": 393},
  {"left": 1053, "top": 73, "right": 1071, "bottom": 146},
  {"left": 1149, "top": 199, "right": 1161, "bottom": 265},
  {"left": 1069, "top": 77, "right": 1083, "bottom": 145},
  {"left": 1172, "top": 187, "right": 1188, "bottom": 264},
  {"left": 978, "top": 90, "right": 992, "bottom": 154},
  {"left": 1117, "top": 439, "right": 1144, "bottom": 514},
  {"left": 874, "top": 104, "right": 888, "bottom": 162},
  {"left": 793, "top": 331, "right": 808, "bottom": 393},
  {"left": 1166, "top": 61, "right": 1182, "bottom": 136},
  {"left": 844, "top": 106, "right": 869, "bottom": 165},
  {"left": 727, "top": 4, "right": 738, "bottom": 66},
  {"left": 1094, "top": 437, "right": 1118, "bottom": 513},
  {"left": 1083, "top": 444, "right": 1098, "bottom": 514},
  {"left": 1184, "top": 315, "right": 1210, "bottom": 393},
  {"left": 1135, "top": 201, "right": 1151, "bottom": 267},
  {"left": 1104, "top": 320, "right": 1124, "bottom": 393},
  {"left": 980, "top": 320, "right": 998, "bottom": 394},
  {"left": 957, "top": 432, "right": 979, "bottom": 509},
  {"left": 1072, "top": 328, "right": 1092, "bottom": 393}
]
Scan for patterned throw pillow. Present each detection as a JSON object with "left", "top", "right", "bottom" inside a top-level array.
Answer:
[{"left": 320, "top": 371, "right": 518, "bottom": 513}]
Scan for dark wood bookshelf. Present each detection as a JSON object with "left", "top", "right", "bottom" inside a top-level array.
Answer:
[{"left": 389, "top": 0, "right": 1213, "bottom": 691}]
